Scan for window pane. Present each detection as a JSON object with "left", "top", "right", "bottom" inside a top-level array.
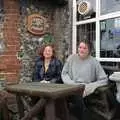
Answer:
[
  {"left": 77, "top": 23, "right": 96, "bottom": 56},
  {"left": 100, "top": 18, "right": 120, "bottom": 58},
  {"left": 101, "top": 0, "right": 120, "bottom": 15}
]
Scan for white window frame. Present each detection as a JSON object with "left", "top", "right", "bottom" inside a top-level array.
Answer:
[{"left": 72, "top": 0, "right": 120, "bottom": 62}]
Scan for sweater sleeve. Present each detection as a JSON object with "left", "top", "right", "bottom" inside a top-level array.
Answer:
[
  {"left": 83, "top": 60, "right": 108, "bottom": 97},
  {"left": 61, "top": 55, "right": 79, "bottom": 85},
  {"left": 83, "top": 79, "right": 108, "bottom": 97}
]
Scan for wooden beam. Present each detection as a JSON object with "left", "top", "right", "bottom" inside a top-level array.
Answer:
[{"left": 52, "top": 0, "right": 68, "bottom": 5}]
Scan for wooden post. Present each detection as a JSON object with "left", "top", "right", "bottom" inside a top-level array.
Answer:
[
  {"left": 16, "top": 95, "right": 24, "bottom": 119},
  {"left": 0, "top": 91, "right": 10, "bottom": 120}
]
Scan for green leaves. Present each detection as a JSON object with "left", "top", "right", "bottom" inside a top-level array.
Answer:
[{"left": 42, "top": 34, "right": 55, "bottom": 44}]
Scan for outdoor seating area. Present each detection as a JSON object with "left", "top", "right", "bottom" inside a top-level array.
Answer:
[
  {"left": 0, "top": 80, "right": 118, "bottom": 120},
  {"left": 0, "top": 0, "right": 120, "bottom": 120},
  {"left": 4, "top": 82, "right": 85, "bottom": 120}
]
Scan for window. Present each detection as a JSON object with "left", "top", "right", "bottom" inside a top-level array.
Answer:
[
  {"left": 72, "top": 0, "right": 120, "bottom": 71},
  {"left": 101, "top": 0, "right": 120, "bottom": 15},
  {"left": 100, "top": 18, "right": 120, "bottom": 58}
]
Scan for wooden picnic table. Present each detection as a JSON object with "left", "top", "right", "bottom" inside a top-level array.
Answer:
[{"left": 5, "top": 82, "right": 85, "bottom": 120}]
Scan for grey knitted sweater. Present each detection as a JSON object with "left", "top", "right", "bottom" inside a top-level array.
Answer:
[{"left": 61, "top": 54, "right": 108, "bottom": 96}]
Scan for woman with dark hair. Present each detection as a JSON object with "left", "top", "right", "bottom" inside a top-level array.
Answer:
[
  {"left": 32, "top": 44, "right": 63, "bottom": 83},
  {"left": 62, "top": 40, "right": 108, "bottom": 120},
  {"left": 62, "top": 39, "right": 107, "bottom": 96}
]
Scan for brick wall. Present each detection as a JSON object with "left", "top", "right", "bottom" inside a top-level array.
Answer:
[
  {"left": 1, "top": 0, "right": 21, "bottom": 83},
  {"left": 0, "top": 0, "right": 72, "bottom": 83}
]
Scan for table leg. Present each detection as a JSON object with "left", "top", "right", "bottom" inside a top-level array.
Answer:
[
  {"left": 16, "top": 95, "right": 24, "bottom": 119},
  {"left": 45, "top": 99, "right": 56, "bottom": 120},
  {"left": 21, "top": 98, "right": 46, "bottom": 120},
  {"left": 56, "top": 98, "right": 70, "bottom": 120},
  {"left": 62, "top": 98, "right": 70, "bottom": 120}
]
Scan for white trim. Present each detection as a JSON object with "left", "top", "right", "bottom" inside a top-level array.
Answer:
[
  {"left": 96, "top": 58, "right": 120, "bottom": 62},
  {"left": 97, "top": 0, "right": 100, "bottom": 18},
  {"left": 96, "top": 21, "right": 100, "bottom": 58},
  {"left": 76, "top": 11, "right": 120, "bottom": 26},
  {"left": 72, "top": 0, "right": 77, "bottom": 54},
  {"left": 99, "top": 11, "right": 120, "bottom": 21},
  {"left": 76, "top": 18, "right": 96, "bottom": 25},
  {"left": 95, "top": 0, "right": 100, "bottom": 59}
]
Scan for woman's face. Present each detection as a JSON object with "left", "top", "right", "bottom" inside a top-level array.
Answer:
[
  {"left": 78, "top": 42, "right": 89, "bottom": 59},
  {"left": 43, "top": 46, "right": 53, "bottom": 59}
]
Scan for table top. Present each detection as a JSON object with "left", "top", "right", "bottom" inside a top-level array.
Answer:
[{"left": 5, "top": 82, "right": 85, "bottom": 99}]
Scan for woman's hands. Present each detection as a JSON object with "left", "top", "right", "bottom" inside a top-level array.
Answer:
[
  {"left": 83, "top": 83, "right": 96, "bottom": 97},
  {"left": 40, "top": 80, "right": 50, "bottom": 83}
]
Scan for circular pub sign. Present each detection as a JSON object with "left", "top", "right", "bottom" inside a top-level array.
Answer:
[{"left": 27, "top": 14, "right": 47, "bottom": 35}]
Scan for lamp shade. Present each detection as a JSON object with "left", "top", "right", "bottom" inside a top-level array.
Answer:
[{"left": 77, "top": 1, "right": 93, "bottom": 16}]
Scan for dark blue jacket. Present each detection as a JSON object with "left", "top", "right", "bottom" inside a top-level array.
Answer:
[{"left": 32, "top": 56, "right": 63, "bottom": 83}]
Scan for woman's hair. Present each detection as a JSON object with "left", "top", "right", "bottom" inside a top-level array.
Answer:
[
  {"left": 37, "top": 44, "right": 56, "bottom": 59},
  {"left": 78, "top": 40, "right": 93, "bottom": 54}
]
